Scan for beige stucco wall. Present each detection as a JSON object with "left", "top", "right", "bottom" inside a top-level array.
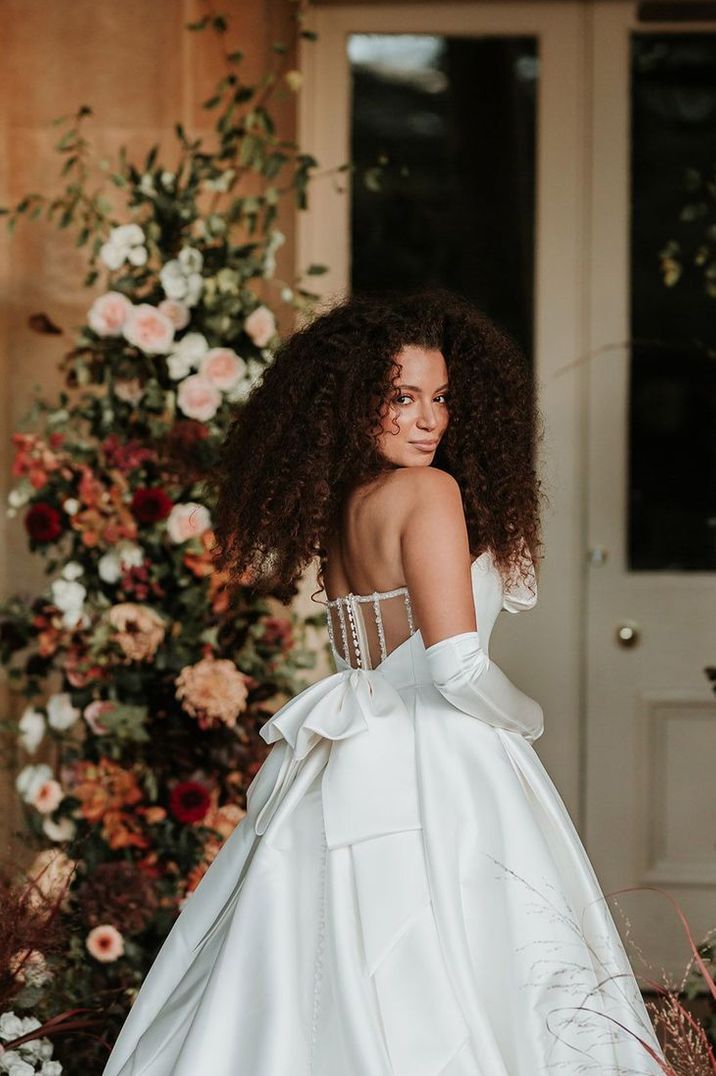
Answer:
[{"left": 0, "top": 0, "right": 304, "bottom": 852}]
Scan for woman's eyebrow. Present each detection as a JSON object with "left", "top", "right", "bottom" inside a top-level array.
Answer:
[{"left": 397, "top": 383, "right": 449, "bottom": 392}]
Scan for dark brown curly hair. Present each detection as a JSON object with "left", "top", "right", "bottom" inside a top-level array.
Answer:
[{"left": 206, "top": 287, "right": 546, "bottom": 605}]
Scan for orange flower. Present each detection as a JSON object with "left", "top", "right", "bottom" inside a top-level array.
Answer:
[
  {"left": 102, "top": 808, "right": 150, "bottom": 851},
  {"left": 107, "top": 602, "right": 166, "bottom": 662},
  {"left": 175, "top": 655, "right": 249, "bottom": 730},
  {"left": 69, "top": 757, "right": 145, "bottom": 848},
  {"left": 184, "top": 801, "right": 245, "bottom": 895}
]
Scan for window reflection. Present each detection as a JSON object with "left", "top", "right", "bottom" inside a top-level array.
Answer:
[
  {"left": 348, "top": 33, "right": 538, "bottom": 365},
  {"left": 630, "top": 34, "right": 716, "bottom": 570}
]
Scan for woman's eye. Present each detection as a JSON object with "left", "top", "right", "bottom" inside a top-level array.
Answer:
[{"left": 394, "top": 394, "right": 449, "bottom": 405}]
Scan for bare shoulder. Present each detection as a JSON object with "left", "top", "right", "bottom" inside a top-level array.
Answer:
[
  {"left": 386, "top": 466, "right": 464, "bottom": 515},
  {"left": 377, "top": 468, "right": 467, "bottom": 564}
]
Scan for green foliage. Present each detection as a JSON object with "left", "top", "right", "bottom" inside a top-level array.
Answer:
[{"left": 0, "top": 7, "right": 354, "bottom": 1072}]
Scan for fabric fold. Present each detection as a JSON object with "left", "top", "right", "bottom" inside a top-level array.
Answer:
[{"left": 251, "top": 666, "right": 422, "bottom": 849}]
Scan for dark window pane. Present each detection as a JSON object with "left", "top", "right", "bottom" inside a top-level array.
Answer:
[
  {"left": 629, "top": 33, "right": 716, "bottom": 570},
  {"left": 348, "top": 33, "right": 538, "bottom": 363}
]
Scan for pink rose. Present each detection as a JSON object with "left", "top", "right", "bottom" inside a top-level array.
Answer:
[
  {"left": 123, "top": 304, "right": 175, "bottom": 355},
  {"left": 83, "top": 699, "right": 114, "bottom": 735},
  {"left": 244, "top": 304, "right": 276, "bottom": 348},
  {"left": 199, "top": 348, "right": 246, "bottom": 390},
  {"left": 158, "top": 299, "right": 191, "bottom": 331},
  {"left": 166, "top": 502, "right": 212, "bottom": 544},
  {"left": 87, "top": 291, "right": 132, "bottom": 337},
  {"left": 177, "top": 374, "right": 221, "bottom": 422},
  {"left": 86, "top": 924, "right": 125, "bottom": 963}
]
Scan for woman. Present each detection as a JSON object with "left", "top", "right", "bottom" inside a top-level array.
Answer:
[{"left": 102, "top": 289, "right": 666, "bottom": 1075}]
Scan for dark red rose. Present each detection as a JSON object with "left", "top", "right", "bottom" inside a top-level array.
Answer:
[
  {"left": 168, "top": 781, "right": 211, "bottom": 824},
  {"left": 24, "top": 502, "right": 63, "bottom": 543},
  {"left": 131, "top": 487, "right": 173, "bottom": 524}
]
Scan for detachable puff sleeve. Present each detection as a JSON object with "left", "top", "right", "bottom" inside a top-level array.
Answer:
[
  {"left": 424, "top": 630, "right": 544, "bottom": 743},
  {"left": 502, "top": 538, "right": 538, "bottom": 614}
]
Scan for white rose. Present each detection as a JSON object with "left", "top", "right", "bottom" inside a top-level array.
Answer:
[
  {"left": 159, "top": 261, "right": 188, "bottom": 300},
  {"left": 0, "top": 1011, "right": 25, "bottom": 1041},
  {"left": 46, "top": 693, "right": 80, "bottom": 732},
  {"left": 98, "top": 550, "right": 120, "bottom": 584},
  {"left": 61, "top": 562, "right": 84, "bottom": 581},
  {"left": 36, "top": 1040, "right": 54, "bottom": 1061},
  {"left": 166, "top": 502, "right": 212, "bottom": 544},
  {"left": 118, "top": 540, "right": 143, "bottom": 568},
  {"left": 50, "top": 580, "right": 86, "bottom": 629},
  {"left": 19, "top": 1035, "right": 46, "bottom": 1060},
  {"left": 169, "top": 332, "right": 208, "bottom": 366},
  {"left": 51, "top": 579, "right": 86, "bottom": 609},
  {"left": 63, "top": 607, "right": 87, "bottom": 630},
  {"left": 166, "top": 353, "right": 193, "bottom": 381},
  {"left": 98, "top": 541, "right": 143, "bottom": 584},
  {"left": 1, "top": 1054, "right": 32, "bottom": 1076},
  {"left": 99, "top": 241, "right": 125, "bottom": 271},
  {"left": 114, "top": 223, "right": 144, "bottom": 247},
  {"left": 184, "top": 273, "right": 203, "bottom": 308},
  {"left": 7, "top": 1058, "right": 36, "bottom": 1076},
  {"left": 178, "top": 246, "right": 203, "bottom": 274},
  {"left": 15, "top": 764, "right": 53, "bottom": 804},
  {"left": 42, "top": 815, "right": 76, "bottom": 842},
  {"left": 18, "top": 708, "right": 46, "bottom": 754},
  {"left": 127, "top": 245, "right": 148, "bottom": 267},
  {"left": 41, "top": 1062, "right": 63, "bottom": 1076},
  {"left": 63, "top": 498, "right": 79, "bottom": 516},
  {"left": 8, "top": 484, "right": 32, "bottom": 509},
  {"left": 224, "top": 378, "right": 254, "bottom": 403}
]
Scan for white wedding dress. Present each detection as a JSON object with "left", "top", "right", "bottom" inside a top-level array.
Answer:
[{"left": 102, "top": 550, "right": 667, "bottom": 1076}]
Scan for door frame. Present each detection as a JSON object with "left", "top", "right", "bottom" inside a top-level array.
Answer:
[{"left": 297, "top": 2, "right": 593, "bottom": 821}]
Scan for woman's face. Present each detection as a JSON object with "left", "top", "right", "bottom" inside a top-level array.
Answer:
[{"left": 377, "top": 345, "right": 449, "bottom": 467}]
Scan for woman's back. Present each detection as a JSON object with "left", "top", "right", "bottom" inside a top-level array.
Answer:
[
  {"left": 322, "top": 466, "right": 481, "bottom": 668},
  {"left": 322, "top": 470, "right": 419, "bottom": 669},
  {"left": 322, "top": 469, "right": 412, "bottom": 600}
]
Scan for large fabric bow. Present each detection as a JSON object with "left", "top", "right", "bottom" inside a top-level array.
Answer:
[{"left": 247, "top": 667, "right": 422, "bottom": 849}]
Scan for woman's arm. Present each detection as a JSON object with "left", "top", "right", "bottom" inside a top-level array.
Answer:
[{"left": 399, "top": 469, "right": 543, "bottom": 742}]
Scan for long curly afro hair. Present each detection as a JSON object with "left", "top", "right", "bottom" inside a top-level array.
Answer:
[{"left": 206, "top": 287, "right": 546, "bottom": 605}]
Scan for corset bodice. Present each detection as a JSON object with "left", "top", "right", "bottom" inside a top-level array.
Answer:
[
  {"left": 324, "top": 549, "right": 536, "bottom": 678},
  {"left": 325, "top": 584, "right": 417, "bottom": 671}
]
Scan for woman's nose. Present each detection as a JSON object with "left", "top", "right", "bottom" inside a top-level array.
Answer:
[{"left": 417, "top": 403, "right": 438, "bottom": 429}]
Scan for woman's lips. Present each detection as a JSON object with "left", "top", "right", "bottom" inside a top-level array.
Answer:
[{"left": 410, "top": 441, "right": 438, "bottom": 453}]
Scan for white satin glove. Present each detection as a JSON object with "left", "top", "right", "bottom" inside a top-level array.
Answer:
[{"left": 424, "top": 630, "right": 544, "bottom": 743}]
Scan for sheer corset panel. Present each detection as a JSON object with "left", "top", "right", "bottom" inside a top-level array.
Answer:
[{"left": 325, "top": 586, "right": 417, "bottom": 670}]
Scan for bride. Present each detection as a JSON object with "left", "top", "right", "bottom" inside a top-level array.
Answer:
[{"left": 102, "top": 288, "right": 667, "bottom": 1075}]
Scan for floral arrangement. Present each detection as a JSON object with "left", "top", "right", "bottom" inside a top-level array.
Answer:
[{"left": 0, "top": 9, "right": 331, "bottom": 1072}]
